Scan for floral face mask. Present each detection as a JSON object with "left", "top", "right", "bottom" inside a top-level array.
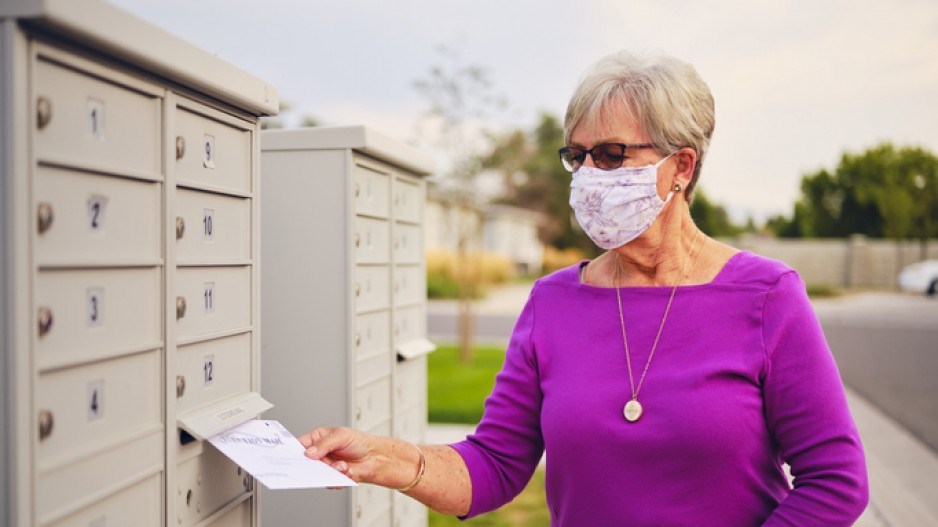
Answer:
[{"left": 569, "top": 154, "right": 674, "bottom": 250}]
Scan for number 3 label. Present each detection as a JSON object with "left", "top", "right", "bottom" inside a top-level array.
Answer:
[{"left": 87, "top": 287, "right": 104, "bottom": 328}]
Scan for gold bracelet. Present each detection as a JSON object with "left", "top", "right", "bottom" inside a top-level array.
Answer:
[{"left": 395, "top": 444, "right": 425, "bottom": 492}]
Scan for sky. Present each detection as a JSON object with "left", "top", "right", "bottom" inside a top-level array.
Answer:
[{"left": 109, "top": 0, "right": 938, "bottom": 223}]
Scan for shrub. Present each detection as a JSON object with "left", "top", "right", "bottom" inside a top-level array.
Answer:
[{"left": 425, "top": 250, "right": 515, "bottom": 299}]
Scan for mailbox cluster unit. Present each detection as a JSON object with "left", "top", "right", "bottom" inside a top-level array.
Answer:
[
  {"left": 0, "top": 2, "right": 277, "bottom": 526},
  {"left": 260, "top": 126, "right": 436, "bottom": 527}
]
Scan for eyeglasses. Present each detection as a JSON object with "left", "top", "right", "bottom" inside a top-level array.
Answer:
[{"left": 558, "top": 143, "right": 657, "bottom": 172}]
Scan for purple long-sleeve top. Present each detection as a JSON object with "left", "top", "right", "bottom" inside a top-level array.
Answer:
[{"left": 450, "top": 252, "right": 868, "bottom": 526}]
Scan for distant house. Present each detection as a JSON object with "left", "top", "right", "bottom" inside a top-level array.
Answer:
[
  {"left": 425, "top": 188, "right": 544, "bottom": 275},
  {"left": 482, "top": 205, "right": 544, "bottom": 275}
]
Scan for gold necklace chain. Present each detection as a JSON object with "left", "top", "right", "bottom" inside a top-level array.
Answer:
[{"left": 614, "top": 230, "right": 706, "bottom": 422}]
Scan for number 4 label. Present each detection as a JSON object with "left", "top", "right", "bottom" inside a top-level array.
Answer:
[{"left": 87, "top": 380, "right": 104, "bottom": 421}]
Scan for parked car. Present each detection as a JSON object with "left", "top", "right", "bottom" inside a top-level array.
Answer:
[{"left": 897, "top": 259, "right": 938, "bottom": 297}]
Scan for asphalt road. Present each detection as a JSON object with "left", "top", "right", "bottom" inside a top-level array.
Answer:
[
  {"left": 429, "top": 291, "right": 938, "bottom": 453},
  {"left": 814, "top": 293, "right": 938, "bottom": 453}
]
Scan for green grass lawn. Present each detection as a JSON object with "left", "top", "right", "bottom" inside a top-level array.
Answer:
[
  {"left": 427, "top": 344, "right": 550, "bottom": 526},
  {"left": 427, "top": 344, "right": 505, "bottom": 424}
]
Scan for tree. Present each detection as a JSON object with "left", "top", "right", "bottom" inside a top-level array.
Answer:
[
  {"left": 413, "top": 47, "right": 506, "bottom": 364},
  {"left": 769, "top": 143, "right": 938, "bottom": 243},
  {"left": 689, "top": 189, "right": 741, "bottom": 237}
]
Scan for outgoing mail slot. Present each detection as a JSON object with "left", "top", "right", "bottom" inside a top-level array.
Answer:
[
  {"left": 175, "top": 103, "right": 252, "bottom": 195},
  {"left": 392, "top": 176, "right": 421, "bottom": 224},
  {"left": 176, "top": 333, "right": 252, "bottom": 416},
  {"left": 37, "top": 268, "right": 161, "bottom": 370},
  {"left": 353, "top": 161, "right": 390, "bottom": 219},
  {"left": 353, "top": 217, "right": 390, "bottom": 265},
  {"left": 36, "top": 349, "right": 161, "bottom": 470},
  {"left": 176, "top": 445, "right": 249, "bottom": 527},
  {"left": 392, "top": 223, "right": 421, "bottom": 265},
  {"left": 392, "top": 265, "right": 423, "bottom": 308},
  {"left": 176, "top": 266, "right": 251, "bottom": 342},
  {"left": 353, "top": 265, "right": 390, "bottom": 313},
  {"left": 35, "top": 166, "right": 161, "bottom": 266},
  {"left": 353, "top": 377, "right": 391, "bottom": 431},
  {"left": 35, "top": 56, "right": 162, "bottom": 177},
  {"left": 393, "top": 357, "right": 426, "bottom": 411},
  {"left": 353, "top": 311, "right": 390, "bottom": 360},
  {"left": 176, "top": 188, "right": 251, "bottom": 263},
  {"left": 45, "top": 473, "right": 161, "bottom": 527}
]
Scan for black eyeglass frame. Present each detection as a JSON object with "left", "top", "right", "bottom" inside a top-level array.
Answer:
[{"left": 558, "top": 142, "right": 659, "bottom": 172}]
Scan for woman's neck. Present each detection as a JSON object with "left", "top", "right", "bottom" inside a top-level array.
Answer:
[{"left": 592, "top": 201, "right": 703, "bottom": 288}]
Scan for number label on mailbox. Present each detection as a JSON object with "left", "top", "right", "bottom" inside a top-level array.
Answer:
[
  {"left": 203, "top": 282, "right": 215, "bottom": 313},
  {"left": 87, "top": 380, "right": 104, "bottom": 421},
  {"left": 203, "top": 354, "right": 215, "bottom": 386},
  {"left": 203, "top": 209, "right": 215, "bottom": 241},
  {"left": 87, "top": 98, "right": 105, "bottom": 140},
  {"left": 87, "top": 287, "right": 103, "bottom": 328},
  {"left": 203, "top": 134, "right": 216, "bottom": 169},
  {"left": 87, "top": 195, "right": 107, "bottom": 232}
]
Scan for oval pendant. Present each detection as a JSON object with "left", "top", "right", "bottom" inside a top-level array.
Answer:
[{"left": 624, "top": 399, "right": 643, "bottom": 422}]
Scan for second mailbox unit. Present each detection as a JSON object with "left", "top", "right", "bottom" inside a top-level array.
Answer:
[{"left": 261, "top": 126, "right": 436, "bottom": 527}]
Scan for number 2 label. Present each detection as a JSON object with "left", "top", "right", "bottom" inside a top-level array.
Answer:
[{"left": 88, "top": 195, "right": 107, "bottom": 232}]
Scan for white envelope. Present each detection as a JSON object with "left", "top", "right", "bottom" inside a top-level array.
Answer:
[{"left": 208, "top": 419, "right": 357, "bottom": 490}]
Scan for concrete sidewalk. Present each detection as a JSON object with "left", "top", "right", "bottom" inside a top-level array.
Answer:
[{"left": 428, "top": 284, "right": 938, "bottom": 526}]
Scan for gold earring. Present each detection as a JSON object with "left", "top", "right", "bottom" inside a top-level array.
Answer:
[{"left": 673, "top": 183, "right": 682, "bottom": 192}]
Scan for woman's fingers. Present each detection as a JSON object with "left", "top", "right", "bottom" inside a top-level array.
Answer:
[{"left": 302, "top": 427, "right": 361, "bottom": 461}]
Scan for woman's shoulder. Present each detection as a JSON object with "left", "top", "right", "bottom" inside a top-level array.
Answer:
[
  {"left": 715, "top": 250, "right": 799, "bottom": 290},
  {"left": 533, "top": 261, "right": 586, "bottom": 288}
]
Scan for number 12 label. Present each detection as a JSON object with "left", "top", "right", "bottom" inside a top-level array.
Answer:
[{"left": 203, "top": 355, "right": 215, "bottom": 386}]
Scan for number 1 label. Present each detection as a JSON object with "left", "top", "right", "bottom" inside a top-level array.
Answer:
[{"left": 87, "top": 98, "right": 105, "bottom": 140}]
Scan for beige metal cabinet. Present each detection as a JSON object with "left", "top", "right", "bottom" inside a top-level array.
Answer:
[
  {"left": 261, "top": 126, "right": 436, "bottom": 527},
  {"left": 0, "top": 2, "right": 278, "bottom": 526}
]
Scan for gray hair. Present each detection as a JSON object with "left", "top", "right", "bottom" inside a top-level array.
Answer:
[{"left": 564, "top": 50, "right": 715, "bottom": 198}]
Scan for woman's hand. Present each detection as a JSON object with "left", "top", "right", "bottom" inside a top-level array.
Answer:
[{"left": 299, "top": 427, "right": 381, "bottom": 483}]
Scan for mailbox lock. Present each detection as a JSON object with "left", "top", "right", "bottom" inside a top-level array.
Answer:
[
  {"left": 38, "top": 409, "right": 54, "bottom": 440},
  {"left": 176, "top": 136, "right": 186, "bottom": 160},
  {"left": 354, "top": 182, "right": 361, "bottom": 197},
  {"left": 37, "top": 307, "right": 53, "bottom": 337},
  {"left": 176, "top": 296, "right": 187, "bottom": 319},
  {"left": 355, "top": 406, "right": 362, "bottom": 421},
  {"left": 354, "top": 233, "right": 361, "bottom": 248},
  {"left": 176, "top": 375, "right": 186, "bottom": 397},
  {"left": 356, "top": 505, "right": 362, "bottom": 520},
  {"left": 37, "top": 202, "right": 54, "bottom": 234},
  {"left": 355, "top": 333, "right": 362, "bottom": 347},
  {"left": 175, "top": 217, "right": 185, "bottom": 240},
  {"left": 36, "top": 96, "right": 52, "bottom": 129},
  {"left": 354, "top": 283, "right": 361, "bottom": 297}
]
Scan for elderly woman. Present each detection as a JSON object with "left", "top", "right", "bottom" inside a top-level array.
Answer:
[{"left": 301, "top": 50, "right": 869, "bottom": 526}]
